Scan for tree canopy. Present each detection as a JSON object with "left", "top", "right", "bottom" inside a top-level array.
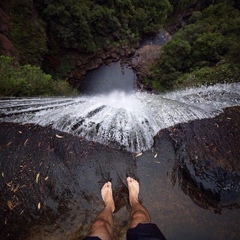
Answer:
[
  {"left": 34, "top": 0, "right": 172, "bottom": 52},
  {"left": 147, "top": 0, "right": 240, "bottom": 91}
]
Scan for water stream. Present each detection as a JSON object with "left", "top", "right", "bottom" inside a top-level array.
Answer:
[{"left": 1, "top": 83, "right": 240, "bottom": 153}]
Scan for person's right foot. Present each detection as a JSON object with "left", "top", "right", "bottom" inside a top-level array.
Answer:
[{"left": 127, "top": 177, "right": 139, "bottom": 206}]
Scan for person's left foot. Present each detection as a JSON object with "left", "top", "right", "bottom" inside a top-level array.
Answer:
[{"left": 101, "top": 182, "right": 115, "bottom": 212}]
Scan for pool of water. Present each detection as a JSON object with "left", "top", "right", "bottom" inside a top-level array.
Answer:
[{"left": 78, "top": 61, "right": 136, "bottom": 95}]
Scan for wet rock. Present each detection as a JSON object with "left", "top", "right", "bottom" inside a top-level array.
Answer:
[
  {"left": 168, "top": 107, "right": 240, "bottom": 213},
  {"left": 0, "top": 107, "right": 239, "bottom": 239},
  {"left": 101, "top": 52, "right": 107, "bottom": 59},
  {"left": 85, "top": 60, "right": 99, "bottom": 71},
  {"left": 131, "top": 45, "right": 162, "bottom": 82},
  {"left": 111, "top": 52, "right": 118, "bottom": 59},
  {"left": 120, "top": 49, "right": 125, "bottom": 56}
]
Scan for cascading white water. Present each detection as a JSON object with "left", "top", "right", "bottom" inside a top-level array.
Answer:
[{"left": 1, "top": 83, "right": 240, "bottom": 152}]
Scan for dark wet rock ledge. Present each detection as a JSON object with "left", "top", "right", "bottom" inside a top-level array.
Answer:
[{"left": 0, "top": 106, "right": 239, "bottom": 239}]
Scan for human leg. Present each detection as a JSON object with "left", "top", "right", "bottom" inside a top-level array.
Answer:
[
  {"left": 83, "top": 182, "right": 115, "bottom": 240},
  {"left": 127, "top": 177, "right": 151, "bottom": 228},
  {"left": 126, "top": 177, "right": 167, "bottom": 240}
]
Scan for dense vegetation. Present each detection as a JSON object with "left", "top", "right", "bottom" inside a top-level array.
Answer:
[
  {"left": 33, "top": 0, "right": 171, "bottom": 52},
  {"left": 146, "top": 1, "right": 240, "bottom": 91},
  {"left": 2, "top": 0, "right": 173, "bottom": 96},
  {"left": 0, "top": 55, "right": 76, "bottom": 97},
  {"left": 1, "top": 0, "right": 240, "bottom": 96}
]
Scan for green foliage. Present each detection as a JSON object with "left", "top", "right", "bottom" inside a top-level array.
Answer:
[
  {"left": 166, "top": 0, "right": 213, "bottom": 24},
  {"left": 130, "top": 0, "right": 171, "bottom": 35},
  {"left": 148, "top": 1, "right": 240, "bottom": 91},
  {"left": 90, "top": 5, "right": 120, "bottom": 36},
  {"left": 39, "top": 0, "right": 96, "bottom": 51},
  {"left": 6, "top": 0, "right": 172, "bottom": 80},
  {"left": 0, "top": 55, "right": 76, "bottom": 97},
  {"left": 174, "top": 63, "right": 240, "bottom": 88},
  {"left": 34, "top": 0, "right": 172, "bottom": 52},
  {"left": 160, "top": 39, "right": 192, "bottom": 71}
]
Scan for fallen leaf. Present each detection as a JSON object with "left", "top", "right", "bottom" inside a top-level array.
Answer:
[
  {"left": 7, "top": 201, "right": 14, "bottom": 210},
  {"left": 56, "top": 134, "right": 64, "bottom": 138},
  {"left": 24, "top": 138, "right": 29, "bottom": 147},
  {"left": 36, "top": 173, "right": 40, "bottom": 183},
  {"left": 6, "top": 181, "right": 12, "bottom": 187},
  {"left": 12, "top": 184, "right": 19, "bottom": 193},
  {"left": 19, "top": 210, "right": 24, "bottom": 215},
  {"left": 135, "top": 152, "right": 142, "bottom": 158}
]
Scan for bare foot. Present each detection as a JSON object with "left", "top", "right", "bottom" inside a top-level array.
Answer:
[
  {"left": 127, "top": 177, "right": 139, "bottom": 206},
  {"left": 101, "top": 182, "right": 115, "bottom": 212}
]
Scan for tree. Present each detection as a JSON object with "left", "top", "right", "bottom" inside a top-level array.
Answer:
[{"left": 148, "top": 1, "right": 240, "bottom": 91}]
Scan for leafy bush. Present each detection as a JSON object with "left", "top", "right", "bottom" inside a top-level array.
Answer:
[
  {"left": 0, "top": 55, "right": 76, "bottom": 97},
  {"left": 173, "top": 63, "right": 240, "bottom": 89}
]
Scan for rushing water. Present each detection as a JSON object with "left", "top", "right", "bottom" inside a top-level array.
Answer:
[
  {"left": 1, "top": 81, "right": 240, "bottom": 239},
  {"left": 0, "top": 83, "right": 240, "bottom": 153}
]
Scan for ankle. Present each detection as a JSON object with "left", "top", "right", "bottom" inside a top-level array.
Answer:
[
  {"left": 130, "top": 197, "right": 139, "bottom": 206},
  {"left": 105, "top": 202, "right": 115, "bottom": 212}
]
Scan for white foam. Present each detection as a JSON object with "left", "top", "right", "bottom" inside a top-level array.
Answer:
[{"left": 1, "top": 83, "right": 240, "bottom": 152}]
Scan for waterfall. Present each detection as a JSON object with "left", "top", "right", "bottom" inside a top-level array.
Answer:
[{"left": 1, "top": 83, "right": 240, "bottom": 152}]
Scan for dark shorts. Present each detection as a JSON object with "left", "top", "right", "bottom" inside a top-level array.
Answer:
[
  {"left": 83, "top": 223, "right": 166, "bottom": 240},
  {"left": 127, "top": 223, "right": 166, "bottom": 240},
  {"left": 83, "top": 237, "right": 101, "bottom": 240}
]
